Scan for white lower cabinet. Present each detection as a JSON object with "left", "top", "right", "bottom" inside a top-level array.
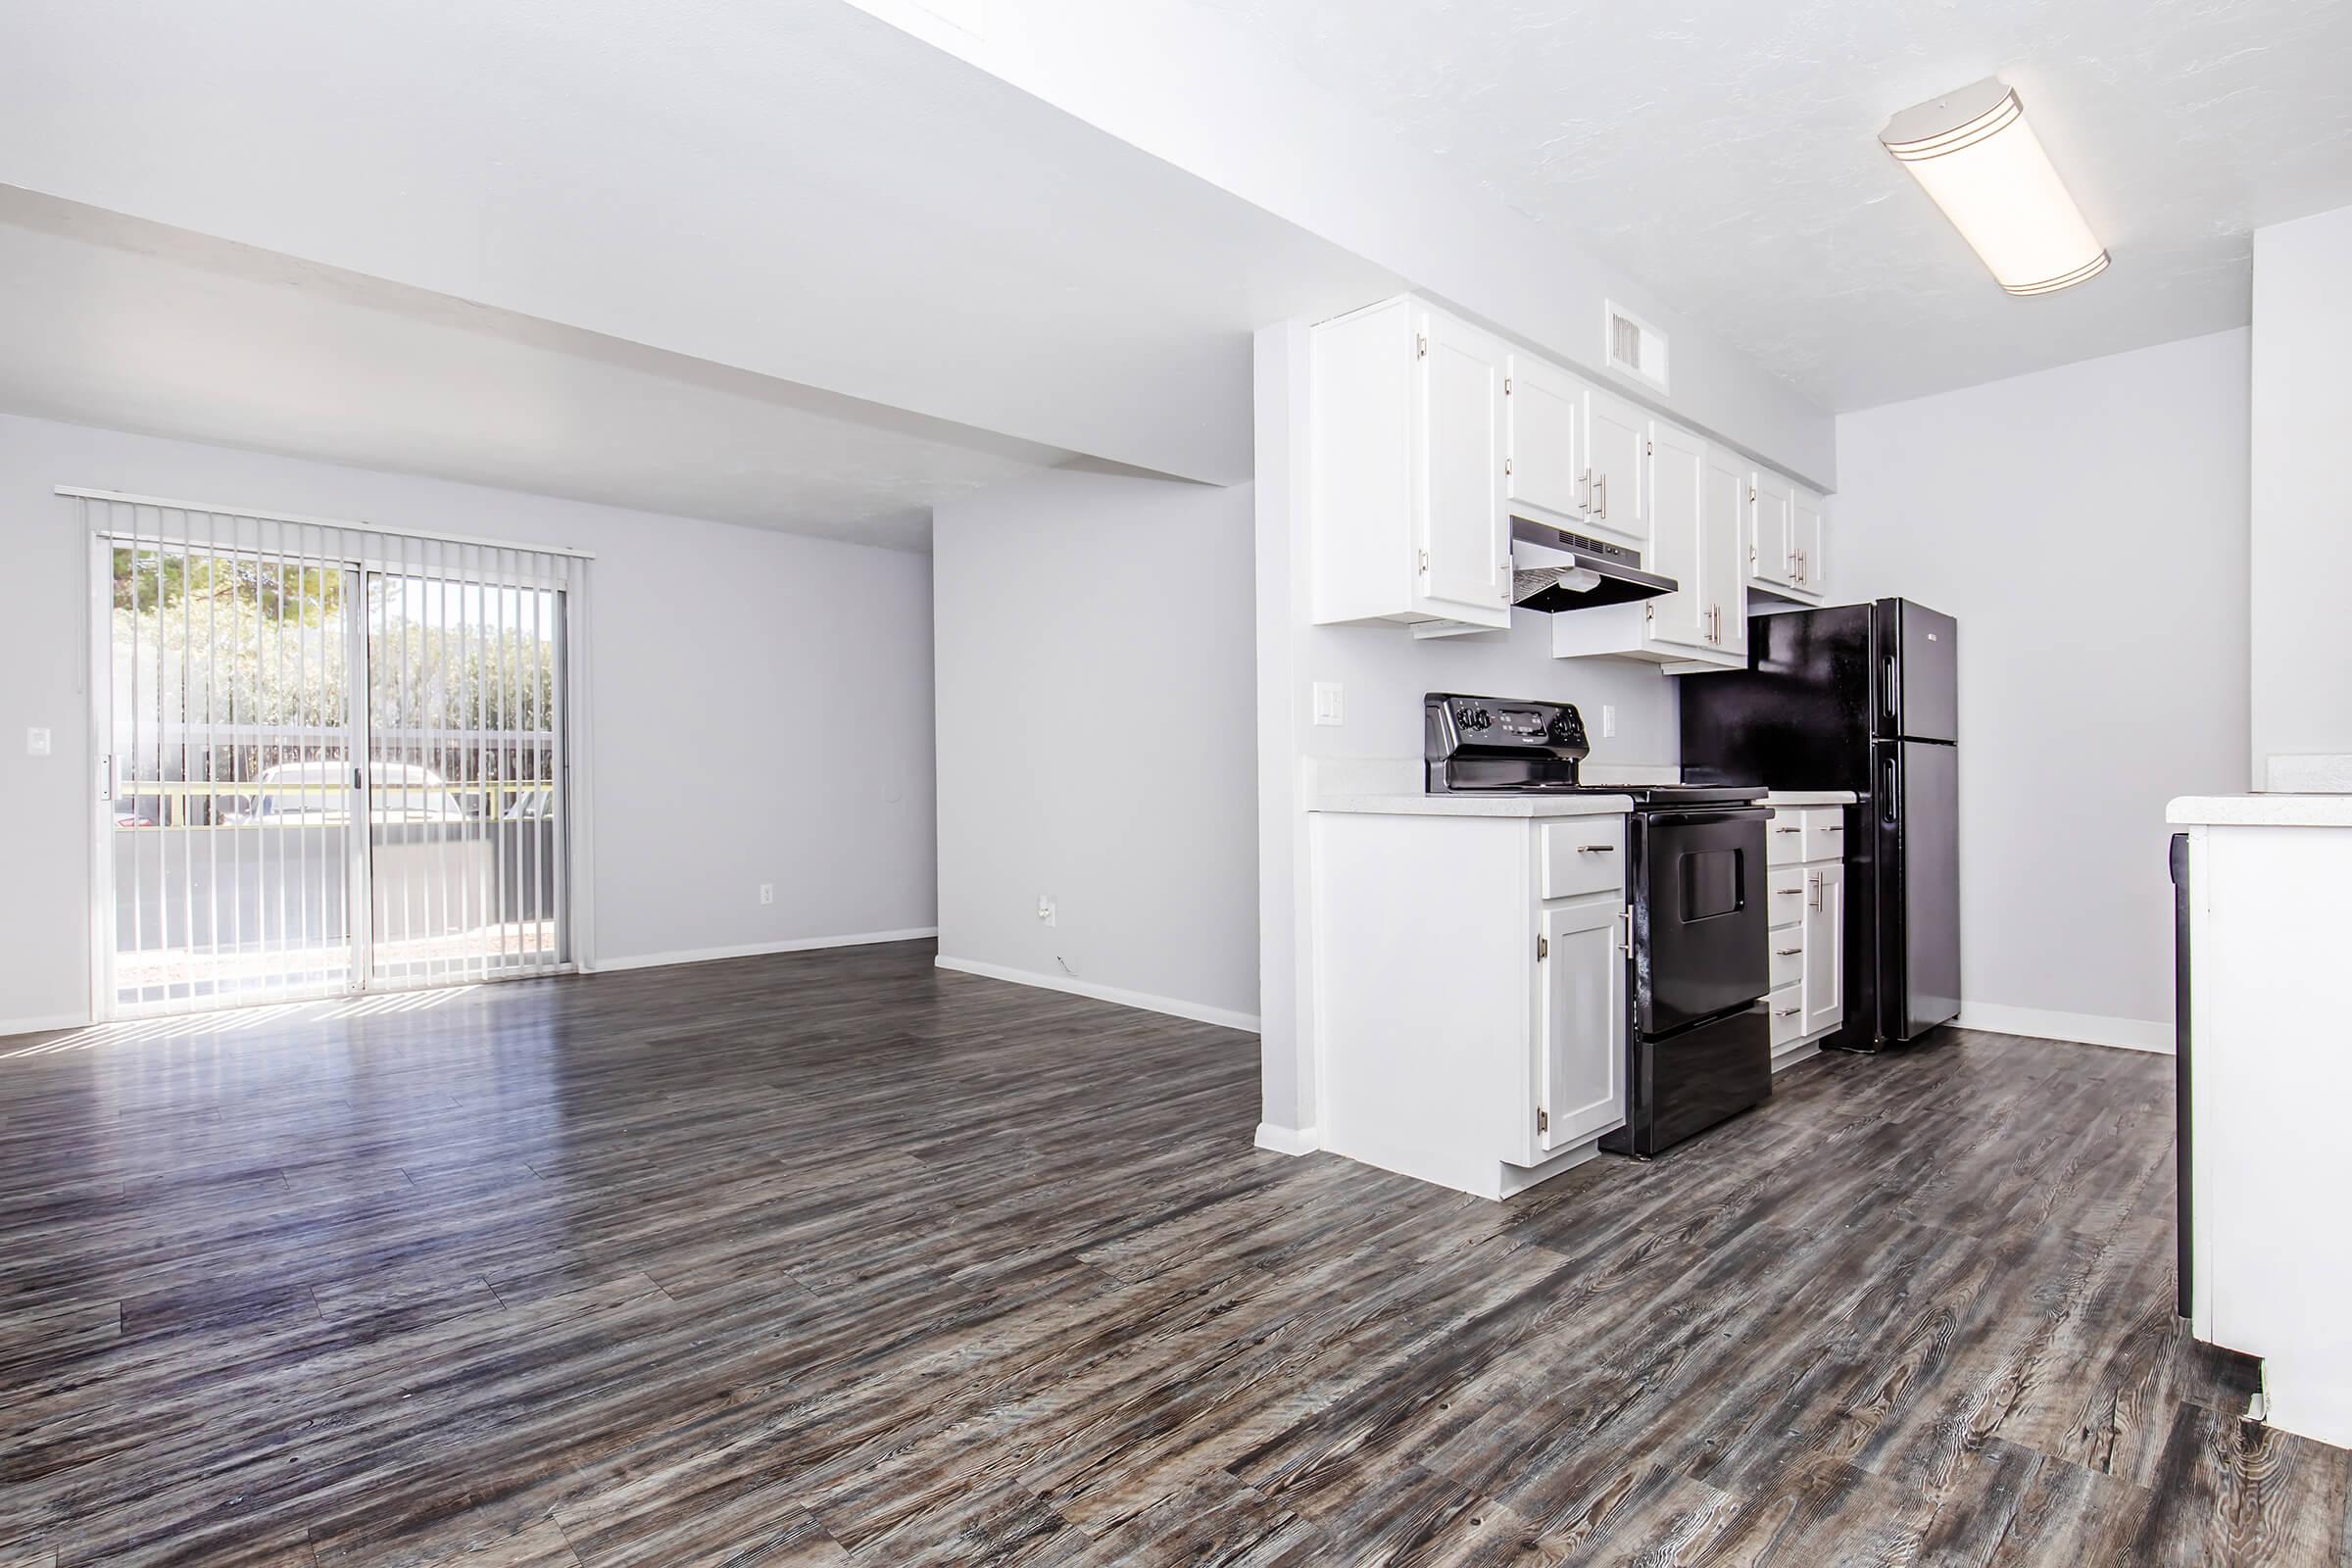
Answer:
[
  {"left": 1310, "top": 807, "right": 1630, "bottom": 1200},
  {"left": 1765, "top": 803, "right": 1848, "bottom": 1066},
  {"left": 1539, "top": 895, "right": 1629, "bottom": 1151},
  {"left": 1803, "top": 863, "right": 1844, "bottom": 1037}
]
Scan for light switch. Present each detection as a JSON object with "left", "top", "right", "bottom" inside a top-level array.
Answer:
[
  {"left": 25, "top": 727, "right": 51, "bottom": 757},
  {"left": 1311, "top": 682, "right": 1344, "bottom": 726}
]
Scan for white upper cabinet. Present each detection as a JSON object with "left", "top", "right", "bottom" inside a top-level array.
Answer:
[
  {"left": 1308, "top": 293, "right": 1824, "bottom": 640},
  {"left": 1584, "top": 384, "right": 1649, "bottom": 549},
  {"left": 1789, "top": 487, "right": 1825, "bottom": 597},
  {"left": 1643, "top": 419, "right": 1709, "bottom": 651},
  {"left": 1308, "top": 297, "right": 1510, "bottom": 629},
  {"left": 1747, "top": 469, "right": 1826, "bottom": 602},
  {"left": 1420, "top": 312, "right": 1512, "bottom": 617},
  {"left": 1503, "top": 352, "right": 1588, "bottom": 528},
  {"left": 1700, "top": 445, "right": 1750, "bottom": 662},
  {"left": 1550, "top": 420, "right": 1749, "bottom": 674},
  {"left": 1750, "top": 468, "right": 1795, "bottom": 589}
]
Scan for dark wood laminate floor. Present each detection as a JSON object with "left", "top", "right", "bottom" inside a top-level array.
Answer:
[{"left": 1, "top": 941, "right": 2344, "bottom": 1567}]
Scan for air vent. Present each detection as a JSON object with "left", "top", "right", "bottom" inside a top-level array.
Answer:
[{"left": 1604, "top": 301, "right": 1669, "bottom": 394}]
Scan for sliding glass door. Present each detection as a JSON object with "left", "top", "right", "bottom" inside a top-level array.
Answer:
[
  {"left": 364, "top": 541, "right": 565, "bottom": 991},
  {"left": 89, "top": 499, "right": 576, "bottom": 1017},
  {"left": 103, "top": 534, "right": 357, "bottom": 1010}
]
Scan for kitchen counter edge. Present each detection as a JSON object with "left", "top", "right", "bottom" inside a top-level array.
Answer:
[
  {"left": 1309, "top": 793, "right": 1635, "bottom": 819},
  {"left": 2168, "top": 795, "right": 2352, "bottom": 828}
]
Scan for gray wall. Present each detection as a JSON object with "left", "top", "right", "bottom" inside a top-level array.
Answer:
[
  {"left": 932, "top": 466, "right": 1259, "bottom": 1026},
  {"left": 1833, "top": 328, "right": 2251, "bottom": 1047},
  {"left": 0, "top": 411, "right": 940, "bottom": 1032},
  {"left": 2251, "top": 202, "right": 2352, "bottom": 782}
]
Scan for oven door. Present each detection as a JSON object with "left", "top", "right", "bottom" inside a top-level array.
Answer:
[{"left": 1633, "top": 808, "right": 1771, "bottom": 1036}]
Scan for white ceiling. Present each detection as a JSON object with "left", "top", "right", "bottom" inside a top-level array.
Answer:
[
  {"left": 0, "top": 0, "right": 1398, "bottom": 486},
  {"left": 0, "top": 188, "right": 1079, "bottom": 551},
  {"left": 1193, "top": 0, "right": 2352, "bottom": 410}
]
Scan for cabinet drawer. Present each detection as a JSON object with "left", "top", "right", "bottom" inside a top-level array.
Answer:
[
  {"left": 1766, "top": 808, "right": 1809, "bottom": 866},
  {"left": 1541, "top": 817, "right": 1625, "bottom": 901},
  {"left": 1766, "top": 984, "right": 1806, "bottom": 1047},
  {"left": 1767, "top": 865, "right": 1808, "bottom": 928},
  {"left": 1770, "top": 938, "right": 1804, "bottom": 993},
  {"left": 1802, "top": 808, "right": 1845, "bottom": 863}
]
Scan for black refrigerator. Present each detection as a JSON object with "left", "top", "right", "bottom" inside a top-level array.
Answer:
[{"left": 1679, "top": 599, "right": 1961, "bottom": 1052}]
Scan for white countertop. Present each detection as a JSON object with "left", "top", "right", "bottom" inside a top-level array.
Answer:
[
  {"left": 2169, "top": 794, "right": 2352, "bottom": 828},
  {"left": 1309, "top": 792, "right": 1634, "bottom": 818},
  {"left": 1763, "top": 791, "right": 1859, "bottom": 807}
]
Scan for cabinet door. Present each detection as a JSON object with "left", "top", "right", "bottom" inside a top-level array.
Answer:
[
  {"left": 1751, "top": 469, "right": 1795, "bottom": 587},
  {"left": 1643, "top": 419, "right": 1709, "bottom": 651},
  {"left": 1418, "top": 312, "right": 1511, "bottom": 623},
  {"left": 1584, "top": 385, "right": 1648, "bottom": 548},
  {"left": 1803, "top": 863, "right": 1844, "bottom": 1036},
  {"left": 1699, "top": 445, "right": 1750, "bottom": 657},
  {"left": 1505, "top": 354, "right": 1587, "bottom": 525},
  {"left": 1790, "top": 488, "right": 1825, "bottom": 595},
  {"left": 1539, "top": 897, "right": 1628, "bottom": 1150}
]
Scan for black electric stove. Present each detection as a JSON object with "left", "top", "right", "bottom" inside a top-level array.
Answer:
[{"left": 1426, "top": 693, "right": 1773, "bottom": 1156}]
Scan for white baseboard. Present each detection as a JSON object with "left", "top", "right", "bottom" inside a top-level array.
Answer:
[
  {"left": 1253, "top": 1121, "right": 1320, "bottom": 1156},
  {"left": 0, "top": 1011, "right": 91, "bottom": 1042},
  {"left": 1955, "top": 1003, "right": 2171, "bottom": 1054},
  {"left": 932, "top": 955, "right": 1261, "bottom": 1034},
  {"left": 595, "top": 927, "right": 938, "bottom": 974}
]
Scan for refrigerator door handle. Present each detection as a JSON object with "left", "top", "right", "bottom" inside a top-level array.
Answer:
[{"left": 1881, "top": 751, "right": 1897, "bottom": 823}]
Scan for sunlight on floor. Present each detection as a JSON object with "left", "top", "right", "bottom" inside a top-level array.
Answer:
[{"left": 1, "top": 987, "right": 480, "bottom": 1059}]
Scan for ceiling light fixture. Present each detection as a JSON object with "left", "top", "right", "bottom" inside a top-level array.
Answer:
[{"left": 1881, "top": 78, "right": 2109, "bottom": 297}]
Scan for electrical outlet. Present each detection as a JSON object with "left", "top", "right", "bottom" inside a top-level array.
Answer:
[
  {"left": 25, "top": 727, "right": 51, "bottom": 757},
  {"left": 1037, "top": 895, "right": 1056, "bottom": 927},
  {"left": 1311, "top": 682, "right": 1344, "bottom": 726},
  {"left": 1600, "top": 705, "right": 1616, "bottom": 739},
  {"left": 759, "top": 883, "right": 774, "bottom": 906}
]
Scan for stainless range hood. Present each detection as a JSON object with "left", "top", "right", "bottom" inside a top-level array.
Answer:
[{"left": 1509, "top": 517, "right": 1677, "bottom": 612}]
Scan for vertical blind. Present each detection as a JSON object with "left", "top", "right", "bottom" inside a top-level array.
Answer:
[{"left": 80, "top": 491, "right": 584, "bottom": 1016}]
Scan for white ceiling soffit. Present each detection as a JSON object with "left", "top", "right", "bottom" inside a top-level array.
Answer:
[
  {"left": 841, "top": 0, "right": 1838, "bottom": 483},
  {"left": 1193, "top": 0, "right": 2352, "bottom": 411},
  {"left": 0, "top": 0, "right": 1400, "bottom": 487},
  {"left": 0, "top": 188, "right": 1078, "bottom": 551}
]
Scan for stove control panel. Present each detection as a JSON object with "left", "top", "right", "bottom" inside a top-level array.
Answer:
[{"left": 1431, "top": 694, "right": 1586, "bottom": 752}]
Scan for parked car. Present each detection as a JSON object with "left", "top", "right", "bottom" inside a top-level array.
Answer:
[{"left": 226, "top": 761, "right": 473, "bottom": 824}]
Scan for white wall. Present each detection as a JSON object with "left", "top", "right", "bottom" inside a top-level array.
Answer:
[
  {"left": 1833, "top": 329, "right": 2251, "bottom": 1048},
  {"left": 2250, "top": 202, "right": 2352, "bottom": 785},
  {"left": 931, "top": 467, "right": 1258, "bottom": 1028},
  {"left": 1253, "top": 322, "right": 1684, "bottom": 1140},
  {"left": 0, "top": 412, "right": 938, "bottom": 1033}
]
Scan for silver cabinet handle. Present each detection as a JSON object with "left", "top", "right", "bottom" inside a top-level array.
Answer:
[
  {"left": 1620, "top": 904, "right": 1634, "bottom": 957},
  {"left": 1774, "top": 1005, "right": 1802, "bottom": 1018},
  {"left": 1576, "top": 844, "right": 1616, "bottom": 854},
  {"left": 1774, "top": 825, "right": 1802, "bottom": 834},
  {"left": 1580, "top": 466, "right": 1592, "bottom": 514},
  {"left": 1807, "top": 871, "right": 1823, "bottom": 910},
  {"left": 1776, "top": 887, "right": 1803, "bottom": 897},
  {"left": 1776, "top": 947, "right": 1802, "bottom": 956}
]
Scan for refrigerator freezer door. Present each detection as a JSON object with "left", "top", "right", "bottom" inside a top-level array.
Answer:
[
  {"left": 1879, "top": 738, "right": 1962, "bottom": 1039},
  {"left": 1877, "top": 600, "right": 1959, "bottom": 744}
]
